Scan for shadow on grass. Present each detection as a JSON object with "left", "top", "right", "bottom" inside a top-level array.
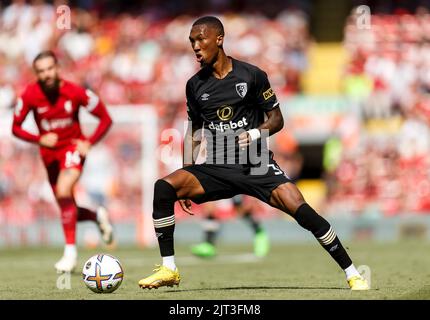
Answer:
[{"left": 165, "top": 286, "right": 351, "bottom": 293}]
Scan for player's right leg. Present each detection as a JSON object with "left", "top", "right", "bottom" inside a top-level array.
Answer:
[
  {"left": 138, "top": 168, "right": 206, "bottom": 289},
  {"left": 43, "top": 147, "right": 83, "bottom": 273},
  {"left": 52, "top": 167, "right": 81, "bottom": 273},
  {"left": 54, "top": 145, "right": 114, "bottom": 245},
  {"left": 43, "top": 159, "right": 76, "bottom": 273}
]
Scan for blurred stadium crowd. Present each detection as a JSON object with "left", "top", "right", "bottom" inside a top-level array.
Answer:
[
  {"left": 325, "top": 7, "right": 430, "bottom": 216},
  {"left": 0, "top": 0, "right": 309, "bottom": 233},
  {"left": 1, "top": 0, "right": 430, "bottom": 241},
  {"left": 0, "top": 0, "right": 308, "bottom": 122}
]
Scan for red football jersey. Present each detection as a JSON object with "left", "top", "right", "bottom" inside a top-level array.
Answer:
[{"left": 12, "top": 79, "right": 112, "bottom": 149}]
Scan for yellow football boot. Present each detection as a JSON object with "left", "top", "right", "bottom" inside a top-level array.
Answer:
[
  {"left": 138, "top": 265, "right": 180, "bottom": 289},
  {"left": 348, "top": 276, "right": 370, "bottom": 290}
]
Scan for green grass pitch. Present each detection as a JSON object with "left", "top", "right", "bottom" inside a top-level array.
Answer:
[{"left": 1, "top": 241, "right": 429, "bottom": 299}]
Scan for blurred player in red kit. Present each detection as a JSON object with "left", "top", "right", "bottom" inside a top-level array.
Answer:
[{"left": 12, "top": 51, "right": 114, "bottom": 273}]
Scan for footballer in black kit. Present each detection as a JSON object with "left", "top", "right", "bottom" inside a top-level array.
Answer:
[
  {"left": 138, "top": 16, "right": 369, "bottom": 291},
  {"left": 183, "top": 57, "right": 290, "bottom": 204}
]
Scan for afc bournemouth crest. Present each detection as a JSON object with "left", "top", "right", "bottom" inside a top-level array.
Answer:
[{"left": 235, "top": 82, "right": 247, "bottom": 98}]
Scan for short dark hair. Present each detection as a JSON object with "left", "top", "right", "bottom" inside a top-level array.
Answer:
[
  {"left": 192, "top": 16, "right": 224, "bottom": 36},
  {"left": 33, "top": 50, "right": 58, "bottom": 67}
]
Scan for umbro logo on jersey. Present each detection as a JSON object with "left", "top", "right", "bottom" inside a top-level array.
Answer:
[
  {"left": 235, "top": 82, "right": 247, "bottom": 98},
  {"left": 201, "top": 93, "right": 210, "bottom": 101}
]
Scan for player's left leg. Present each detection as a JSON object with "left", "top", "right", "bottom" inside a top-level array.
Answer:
[
  {"left": 77, "top": 206, "right": 114, "bottom": 245},
  {"left": 269, "top": 182, "right": 369, "bottom": 290}
]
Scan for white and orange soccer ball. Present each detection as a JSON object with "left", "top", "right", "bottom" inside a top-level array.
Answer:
[{"left": 82, "top": 254, "right": 124, "bottom": 293}]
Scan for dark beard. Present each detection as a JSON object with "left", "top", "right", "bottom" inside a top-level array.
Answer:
[{"left": 39, "top": 78, "right": 60, "bottom": 104}]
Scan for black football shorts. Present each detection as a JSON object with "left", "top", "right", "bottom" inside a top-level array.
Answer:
[{"left": 182, "top": 153, "right": 291, "bottom": 204}]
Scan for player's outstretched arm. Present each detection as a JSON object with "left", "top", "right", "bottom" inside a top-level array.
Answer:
[
  {"left": 74, "top": 89, "right": 112, "bottom": 157},
  {"left": 11, "top": 96, "right": 44, "bottom": 144},
  {"left": 85, "top": 101, "right": 113, "bottom": 145},
  {"left": 74, "top": 89, "right": 112, "bottom": 154},
  {"left": 12, "top": 118, "right": 39, "bottom": 143}
]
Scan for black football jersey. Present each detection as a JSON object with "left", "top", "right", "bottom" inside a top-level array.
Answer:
[{"left": 186, "top": 57, "right": 280, "bottom": 164}]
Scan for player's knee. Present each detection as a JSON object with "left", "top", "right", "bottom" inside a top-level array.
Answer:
[
  {"left": 153, "top": 179, "right": 177, "bottom": 216},
  {"left": 154, "top": 179, "right": 177, "bottom": 201},
  {"left": 271, "top": 183, "right": 305, "bottom": 214},
  {"left": 55, "top": 186, "right": 73, "bottom": 199}
]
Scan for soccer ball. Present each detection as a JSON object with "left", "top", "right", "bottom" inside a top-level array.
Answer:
[{"left": 82, "top": 254, "right": 124, "bottom": 293}]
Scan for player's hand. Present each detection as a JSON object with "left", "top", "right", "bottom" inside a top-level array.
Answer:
[
  {"left": 179, "top": 199, "right": 194, "bottom": 215},
  {"left": 238, "top": 131, "right": 250, "bottom": 149},
  {"left": 39, "top": 132, "right": 58, "bottom": 148},
  {"left": 73, "top": 139, "right": 91, "bottom": 157}
]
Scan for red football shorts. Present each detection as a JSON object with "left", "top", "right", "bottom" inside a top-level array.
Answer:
[{"left": 40, "top": 144, "right": 85, "bottom": 186}]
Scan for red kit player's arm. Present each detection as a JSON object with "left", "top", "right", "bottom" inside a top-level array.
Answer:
[
  {"left": 87, "top": 101, "right": 112, "bottom": 144},
  {"left": 79, "top": 87, "right": 112, "bottom": 144},
  {"left": 11, "top": 95, "right": 40, "bottom": 143}
]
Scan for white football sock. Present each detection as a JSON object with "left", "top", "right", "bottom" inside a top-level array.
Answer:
[
  {"left": 96, "top": 207, "right": 104, "bottom": 222},
  {"left": 64, "top": 244, "right": 77, "bottom": 259},
  {"left": 162, "top": 256, "right": 176, "bottom": 271},
  {"left": 344, "top": 264, "right": 361, "bottom": 280}
]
